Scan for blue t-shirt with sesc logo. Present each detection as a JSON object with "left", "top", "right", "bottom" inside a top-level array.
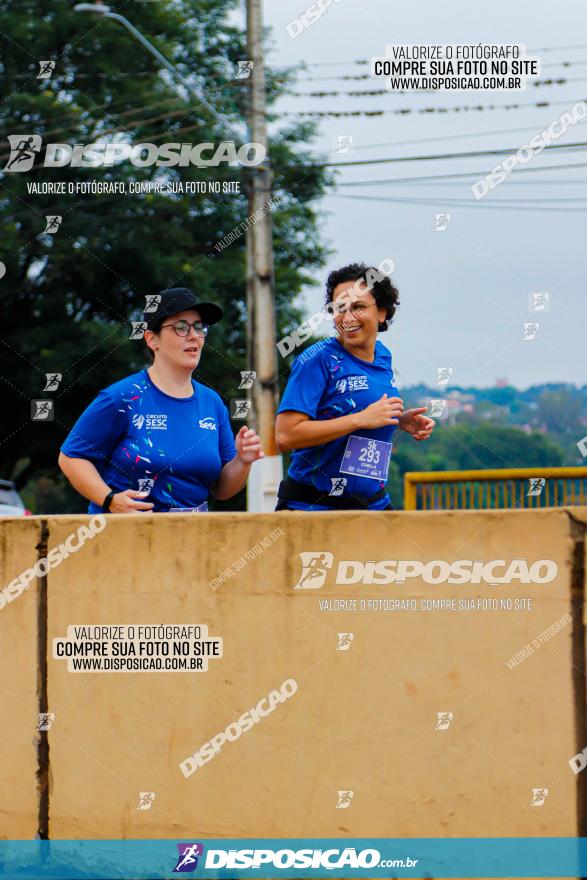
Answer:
[
  {"left": 61, "top": 369, "right": 236, "bottom": 512},
  {"left": 277, "top": 337, "right": 400, "bottom": 510}
]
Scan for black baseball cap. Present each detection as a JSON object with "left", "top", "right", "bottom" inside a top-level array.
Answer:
[{"left": 143, "top": 288, "right": 223, "bottom": 331}]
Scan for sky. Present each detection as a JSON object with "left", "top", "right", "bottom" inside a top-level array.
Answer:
[{"left": 251, "top": 0, "right": 587, "bottom": 389}]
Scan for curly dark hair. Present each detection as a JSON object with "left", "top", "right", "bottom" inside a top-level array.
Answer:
[{"left": 325, "top": 262, "right": 400, "bottom": 332}]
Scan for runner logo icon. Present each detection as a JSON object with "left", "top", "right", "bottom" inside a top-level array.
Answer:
[
  {"left": 293, "top": 552, "right": 334, "bottom": 590},
  {"left": 173, "top": 843, "right": 204, "bottom": 872}
]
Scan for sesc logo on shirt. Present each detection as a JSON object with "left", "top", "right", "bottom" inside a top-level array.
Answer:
[
  {"left": 199, "top": 417, "right": 217, "bottom": 431},
  {"left": 132, "top": 413, "right": 167, "bottom": 430},
  {"left": 335, "top": 375, "right": 369, "bottom": 394},
  {"left": 146, "top": 414, "right": 167, "bottom": 430}
]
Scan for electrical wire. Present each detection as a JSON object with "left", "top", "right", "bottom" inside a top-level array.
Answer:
[
  {"left": 1, "top": 94, "right": 196, "bottom": 130},
  {"left": 320, "top": 160, "right": 587, "bottom": 184},
  {"left": 295, "top": 140, "right": 587, "bottom": 170},
  {"left": 328, "top": 192, "right": 587, "bottom": 212},
  {"left": 280, "top": 96, "right": 587, "bottom": 117},
  {"left": 289, "top": 76, "right": 587, "bottom": 97},
  {"left": 312, "top": 121, "right": 587, "bottom": 153},
  {"left": 300, "top": 48, "right": 587, "bottom": 68},
  {"left": 335, "top": 174, "right": 587, "bottom": 186}
]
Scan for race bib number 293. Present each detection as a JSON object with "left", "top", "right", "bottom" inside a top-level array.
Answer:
[{"left": 340, "top": 435, "right": 392, "bottom": 481}]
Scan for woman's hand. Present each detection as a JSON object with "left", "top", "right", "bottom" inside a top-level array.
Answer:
[
  {"left": 358, "top": 394, "right": 404, "bottom": 429},
  {"left": 109, "top": 489, "right": 155, "bottom": 513},
  {"left": 398, "top": 407, "right": 436, "bottom": 441},
  {"left": 235, "top": 426, "right": 264, "bottom": 464}
]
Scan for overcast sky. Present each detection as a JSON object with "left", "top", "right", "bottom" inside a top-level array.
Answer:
[{"left": 254, "top": 0, "right": 587, "bottom": 389}]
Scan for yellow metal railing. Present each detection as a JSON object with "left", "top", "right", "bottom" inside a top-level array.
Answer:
[{"left": 403, "top": 467, "right": 587, "bottom": 511}]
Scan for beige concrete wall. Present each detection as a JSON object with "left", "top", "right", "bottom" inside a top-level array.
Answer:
[
  {"left": 0, "top": 517, "right": 43, "bottom": 838},
  {"left": 0, "top": 508, "right": 585, "bottom": 843}
]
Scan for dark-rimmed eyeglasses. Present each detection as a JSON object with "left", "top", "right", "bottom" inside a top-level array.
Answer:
[{"left": 159, "top": 320, "right": 209, "bottom": 338}]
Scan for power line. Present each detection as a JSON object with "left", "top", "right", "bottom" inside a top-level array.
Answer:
[
  {"left": 280, "top": 96, "right": 587, "bottom": 118},
  {"left": 1, "top": 94, "right": 194, "bottom": 130},
  {"left": 328, "top": 192, "right": 587, "bottom": 213},
  {"left": 322, "top": 160, "right": 587, "bottom": 185},
  {"left": 532, "top": 44, "right": 587, "bottom": 52},
  {"left": 335, "top": 174, "right": 587, "bottom": 187},
  {"left": 298, "top": 140, "right": 587, "bottom": 170},
  {"left": 0, "top": 107, "right": 200, "bottom": 165},
  {"left": 344, "top": 193, "right": 587, "bottom": 203},
  {"left": 293, "top": 69, "right": 587, "bottom": 83},
  {"left": 6, "top": 102, "right": 583, "bottom": 163},
  {"left": 289, "top": 76, "right": 587, "bottom": 97},
  {"left": 295, "top": 74, "right": 371, "bottom": 82},
  {"left": 541, "top": 60, "right": 587, "bottom": 67},
  {"left": 140, "top": 121, "right": 217, "bottom": 143},
  {"left": 314, "top": 121, "right": 587, "bottom": 153},
  {"left": 300, "top": 49, "right": 587, "bottom": 68},
  {"left": 0, "top": 71, "right": 160, "bottom": 79}
]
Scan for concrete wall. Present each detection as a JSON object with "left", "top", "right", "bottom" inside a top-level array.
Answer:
[
  {"left": 0, "top": 507, "right": 585, "bottom": 843},
  {"left": 0, "top": 517, "right": 42, "bottom": 838}
]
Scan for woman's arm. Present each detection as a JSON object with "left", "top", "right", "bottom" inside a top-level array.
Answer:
[
  {"left": 58, "top": 453, "right": 154, "bottom": 512},
  {"left": 211, "top": 427, "right": 263, "bottom": 500},
  {"left": 58, "top": 453, "right": 112, "bottom": 506},
  {"left": 276, "top": 411, "right": 362, "bottom": 452},
  {"left": 58, "top": 386, "right": 149, "bottom": 511},
  {"left": 211, "top": 456, "right": 251, "bottom": 501},
  {"left": 275, "top": 394, "right": 404, "bottom": 452}
]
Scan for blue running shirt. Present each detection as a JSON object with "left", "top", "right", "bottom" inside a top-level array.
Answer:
[
  {"left": 61, "top": 370, "right": 236, "bottom": 513},
  {"left": 277, "top": 337, "right": 400, "bottom": 510}
]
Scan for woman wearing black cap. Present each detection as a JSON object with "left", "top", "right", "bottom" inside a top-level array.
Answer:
[{"left": 59, "top": 288, "right": 263, "bottom": 513}]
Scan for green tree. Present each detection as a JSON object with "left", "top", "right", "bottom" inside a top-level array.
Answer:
[
  {"left": 536, "top": 388, "right": 584, "bottom": 435},
  {"left": 389, "top": 424, "right": 565, "bottom": 508},
  {"left": 0, "top": 0, "right": 331, "bottom": 510}
]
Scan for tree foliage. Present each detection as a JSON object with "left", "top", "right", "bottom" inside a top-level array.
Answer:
[{"left": 0, "top": 0, "right": 332, "bottom": 509}]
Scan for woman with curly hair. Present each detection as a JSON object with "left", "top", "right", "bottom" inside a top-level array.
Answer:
[{"left": 274, "top": 263, "right": 434, "bottom": 511}]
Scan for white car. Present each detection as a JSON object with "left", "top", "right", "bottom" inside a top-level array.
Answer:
[{"left": 0, "top": 480, "right": 30, "bottom": 517}]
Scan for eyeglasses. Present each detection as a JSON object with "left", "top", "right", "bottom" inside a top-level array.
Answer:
[
  {"left": 160, "top": 320, "right": 209, "bottom": 337},
  {"left": 333, "top": 301, "right": 377, "bottom": 317}
]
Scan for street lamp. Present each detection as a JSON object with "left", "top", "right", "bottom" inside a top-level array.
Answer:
[{"left": 73, "top": 4, "right": 241, "bottom": 137}]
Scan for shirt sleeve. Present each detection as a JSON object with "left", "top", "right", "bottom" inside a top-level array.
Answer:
[
  {"left": 217, "top": 399, "right": 237, "bottom": 465},
  {"left": 277, "top": 351, "right": 329, "bottom": 418},
  {"left": 60, "top": 389, "right": 128, "bottom": 466}
]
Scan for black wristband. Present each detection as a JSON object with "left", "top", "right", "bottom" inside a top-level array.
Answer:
[{"left": 102, "top": 489, "right": 116, "bottom": 512}]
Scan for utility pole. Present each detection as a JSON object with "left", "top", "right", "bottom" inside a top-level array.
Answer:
[{"left": 245, "top": 0, "right": 283, "bottom": 511}]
